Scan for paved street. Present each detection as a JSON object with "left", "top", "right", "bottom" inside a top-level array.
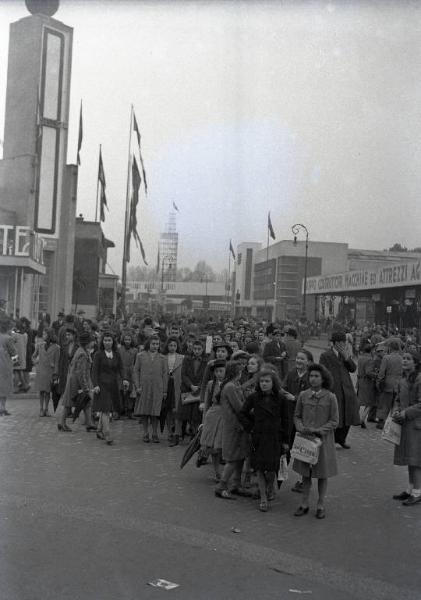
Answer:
[{"left": 0, "top": 342, "right": 419, "bottom": 600}]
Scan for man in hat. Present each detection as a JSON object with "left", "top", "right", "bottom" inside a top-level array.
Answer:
[
  {"left": 319, "top": 330, "right": 360, "bottom": 448},
  {"left": 52, "top": 311, "right": 65, "bottom": 336},
  {"left": 263, "top": 326, "right": 287, "bottom": 379}
]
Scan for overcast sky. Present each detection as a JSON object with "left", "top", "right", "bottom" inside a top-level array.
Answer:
[{"left": 1, "top": 0, "right": 421, "bottom": 276}]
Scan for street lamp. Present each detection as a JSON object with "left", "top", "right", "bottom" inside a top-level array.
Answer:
[{"left": 292, "top": 223, "right": 309, "bottom": 320}]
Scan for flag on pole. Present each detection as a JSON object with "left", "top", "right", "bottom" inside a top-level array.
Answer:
[
  {"left": 268, "top": 212, "right": 276, "bottom": 240},
  {"left": 229, "top": 240, "right": 236, "bottom": 260},
  {"left": 156, "top": 248, "right": 160, "bottom": 273},
  {"left": 77, "top": 100, "right": 83, "bottom": 166},
  {"left": 128, "top": 156, "right": 148, "bottom": 265},
  {"left": 133, "top": 110, "right": 148, "bottom": 194},
  {"left": 172, "top": 201, "right": 180, "bottom": 213},
  {"left": 98, "top": 148, "right": 108, "bottom": 222}
]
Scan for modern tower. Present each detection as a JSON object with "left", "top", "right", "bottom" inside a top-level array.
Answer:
[{"left": 159, "top": 212, "right": 178, "bottom": 282}]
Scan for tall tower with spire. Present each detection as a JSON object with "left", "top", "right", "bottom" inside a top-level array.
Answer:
[{"left": 159, "top": 212, "right": 178, "bottom": 282}]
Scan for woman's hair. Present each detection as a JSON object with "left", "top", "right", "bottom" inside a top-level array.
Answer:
[
  {"left": 247, "top": 353, "right": 264, "bottom": 372},
  {"left": 256, "top": 367, "right": 281, "bottom": 395},
  {"left": 307, "top": 363, "right": 333, "bottom": 390},
  {"left": 99, "top": 332, "right": 118, "bottom": 352},
  {"left": 297, "top": 348, "right": 314, "bottom": 362},
  {"left": 144, "top": 335, "right": 161, "bottom": 351},
  {"left": 215, "top": 360, "right": 243, "bottom": 404},
  {"left": 163, "top": 336, "right": 181, "bottom": 354},
  {"left": 361, "top": 343, "right": 372, "bottom": 354},
  {"left": 404, "top": 351, "right": 421, "bottom": 385},
  {"left": 44, "top": 328, "right": 57, "bottom": 346}
]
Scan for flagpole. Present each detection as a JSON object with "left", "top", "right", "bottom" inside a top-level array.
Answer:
[
  {"left": 227, "top": 250, "right": 231, "bottom": 318},
  {"left": 121, "top": 105, "right": 134, "bottom": 318},
  {"left": 95, "top": 144, "right": 101, "bottom": 222},
  {"left": 265, "top": 218, "right": 270, "bottom": 322}
]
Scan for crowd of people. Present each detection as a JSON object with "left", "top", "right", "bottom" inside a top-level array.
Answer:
[{"left": 0, "top": 311, "right": 420, "bottom": 516}]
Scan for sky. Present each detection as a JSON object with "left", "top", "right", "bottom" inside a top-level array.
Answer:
[{"left": 1, "top": 0, "right": 421, "bottom": 276}]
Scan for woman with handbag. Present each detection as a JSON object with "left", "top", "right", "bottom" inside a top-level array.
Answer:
[
  {"left": 293, "top": 363, "right": 339, "bottom": 519},
  {"left": 391, "top": 352, "right": 421, "bottom": 506},
  {"left": 32, "top": 328, "right": 60, "bottom": 417},
  {"left": 240, "top": 367, "right": 289, "bottom": 512}
]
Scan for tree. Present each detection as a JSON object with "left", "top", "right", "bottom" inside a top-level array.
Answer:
[
  {"left": 388, "top": 243, "right": 408, "bottom": 252},
  {"left": 190, "top": 261, "right": 216, "bottom": 282}
]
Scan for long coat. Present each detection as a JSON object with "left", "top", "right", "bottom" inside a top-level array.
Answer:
[
  {"left": 240, "top": 390, "right": 288, "bottom": 472},
  {"left": 179, "top": 354, "right": 208, "bottom": 425},
  {"left": 133, "top": 351, "right": 167, "bottom": 417},
  {"left": 220, "top": 381, "right": 249, "bottom": 462},
  {"left": 319, "top": 349, "right": 360, "bottom": 427},
  {"left": 0, "top": 333, "right": 15, "bottom": 398},
  {"left": 357, "top": 354, "right": 377, "bottom": 408},
  {"left": 58, "top": 341, "right": 78, "bottom": 395},
  {"left": 12, "top": 332, "right": 27, "bottom": 371},
  {"left": 119, "top": 345, "right": 138, "bottom": 394},
  {"left": 394, "top": 374, "right": 421, "bottom": 467},
  {"left": 263, "top": 339, "right": 287, "bottom": 379},
  {"left": 33, "top": 342, "right": 60, "bottom": 393},
  {"left": 92, "top": 350, "right": 123, "bottom": 413},
  {"left": 293, "top": 388, "right": 339, "bottom": 479},
  {"left": 165, "top": 353, "right": 184, "bottom": 411},
  {"left": 61, "top": 346, "right": 93, "bottom": 409},
  {"left": 377, "top": 352, "right": 403, "bottom": 393}
]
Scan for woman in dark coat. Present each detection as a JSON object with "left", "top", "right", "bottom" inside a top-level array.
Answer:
[
  {"left": 92, "top": 333, "right": 128, "bottom": 445},
  {"left": 32, "top": 328, "right": 60, "bottom": 417},
  {"left": 282, "top": 349, "right": 313, "bottom": 493},
  {"left": 392, "top": 352, "right": 421, "bottom": 506},
  {"left": 240, "top": 367, "right": 289, "bottom": 512},
  {"left": 180, "top": 339, "right": 208, "bottom": 437},
  {"left": 357, "top": 344, "right": 376, "bottom": 427}
]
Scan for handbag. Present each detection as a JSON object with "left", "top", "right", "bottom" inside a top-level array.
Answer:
[
  {"left": 290, "top": 433, "right": 322, "bottom": 465},
  {"left": 277, "top": 455, "right": 289, "bottom": 482},
  {"left": 382, "top": 413, "right": 401, "bottom": 445},
  {"left": 181, "top": 392, "right": 200, "bottom": 405}
]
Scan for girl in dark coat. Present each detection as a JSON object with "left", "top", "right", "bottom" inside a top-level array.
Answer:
[
  {"left": 180, "top": 339, "right": 208, "bottom": 436},
  {"left": 240, "top": 367, "right": 289, "bottom": 512},
  {"left": 92, "top": 333, "right": 129, "bottom": 445}
]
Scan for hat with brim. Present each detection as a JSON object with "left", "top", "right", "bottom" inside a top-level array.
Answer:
[
  {"left": 211, "top": 359, "right": 227, "bottom": 370},
  {"left": 232, "top": 350, "right": 249, "bottom": 360},
  {"left": 213, "top": 343, "right": 233, "bottom": 355}
]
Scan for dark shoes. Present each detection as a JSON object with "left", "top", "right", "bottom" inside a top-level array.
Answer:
[
  {"left": 393, "top": 491, "right": 411, "bottom": 501},
  {"left": 315, "top": 508, "right": 326, "bottom": 519},
  {"left": 230, "top": 487, "right": 253, "bottom": 498},
  {"left": 151, "top": 434, "right": 160, "bottom": 443},
  {"left": 294, "top": 506, "right": 309, "bottom": 517},
  {"left": 402, "top": 495, "right": 421, "bottom": 506},
  {"left": 338, "top": 442, "right": 351, "bottom": 449},
  {"left": 169, "top": 435, "right": 179, "bottom": 447},
  {"left": 96, "top": 432, "right": 105, "bottom": 440},
  {"left": 57, "top": 424, "right": 72, "bottom": 432},
  {"left": 86, "top": 426, "right": 97, "bottom": 432},
  {"left": 291, "top": 481, "right": 304, "bottom": 493}
]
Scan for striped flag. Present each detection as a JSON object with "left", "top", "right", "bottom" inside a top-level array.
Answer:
[
  {"left": 268, "top": 212, "right": 276, "bottom": 240},
  {"left": 229, "top": 240, "right": 236, "bottom": 260}
]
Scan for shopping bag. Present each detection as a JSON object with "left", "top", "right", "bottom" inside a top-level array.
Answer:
[
  {"left": 277, "top": 455, "right": 289, "bottom": 482},
  {"left": 382, "top": 413, "right": 401, "bottom": 445},
  {"left": 290, "top": 433, "right": 322, "bottom": 465}
]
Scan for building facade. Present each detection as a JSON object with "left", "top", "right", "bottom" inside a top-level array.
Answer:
[{"left": 0, "top": 8, "right": 77, "bottom": 322}]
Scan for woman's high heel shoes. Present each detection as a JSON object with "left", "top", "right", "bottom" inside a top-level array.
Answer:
[{"left": 57, "top": 424, "right": 72, "bottom": 432}]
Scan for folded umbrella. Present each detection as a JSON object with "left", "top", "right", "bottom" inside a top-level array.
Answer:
[
  {"left": 51, "top": 382, "right": 61, "bottom": 413},
  {"left": 72, "top": 392, "right": 90, "bottom": 422},
  {"left": 180, "top": 425, "right": 203, "bottom": 469}
]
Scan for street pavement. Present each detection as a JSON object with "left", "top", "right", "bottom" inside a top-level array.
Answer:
[{"left": 0, "top": 340, "right": 419, "bottom": 600}]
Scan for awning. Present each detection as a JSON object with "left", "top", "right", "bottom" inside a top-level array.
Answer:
[{"left": 0, "top": 256, "right": 46, "bottom": 274}]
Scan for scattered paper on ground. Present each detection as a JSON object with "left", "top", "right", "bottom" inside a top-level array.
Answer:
[
  {"left": 148, "top": 579, "right": 179, "bottom": 590},
  {"left": 289, "top": 590, "right": 312, "bottom": 594}
]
